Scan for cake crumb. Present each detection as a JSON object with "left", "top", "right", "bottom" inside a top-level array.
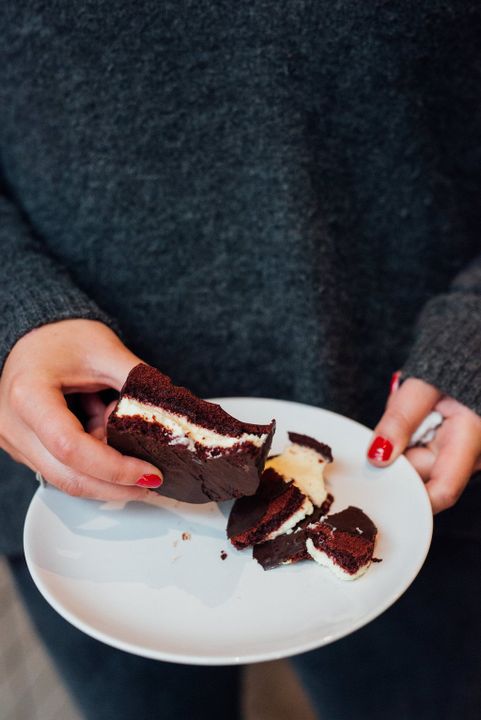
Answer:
[
  {"left": 220, "top": 550, "right": 228, "bottom": 560},
  {"left": 182, "top": 532, "right": 191, "bottom": 541}
]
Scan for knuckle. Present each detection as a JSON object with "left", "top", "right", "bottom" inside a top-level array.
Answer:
[
  {"left": 60, "top": 476, "right": 84, "bottom": 498},
  {"left": 385, "top": 407, "right": 412, "bottom": 437},
  {"left": 107, "top": 462, "right": 128, "bottom": 485},
  {"left": 8, "top": 374, "right": 30, "bottom": 412},
  {"left": 436, "top": 486, "right": 461, "bottom": 510},
  {"left": 50, "top": 432, "right": 77, "bottom": 464}
]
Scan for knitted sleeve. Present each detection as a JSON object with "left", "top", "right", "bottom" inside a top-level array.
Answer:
[
  {"left": 403, "top": 254, "right": 481, "bottom": 415},
  {"left": 0, "top": 189, "right": 116, "bottom": 372}
]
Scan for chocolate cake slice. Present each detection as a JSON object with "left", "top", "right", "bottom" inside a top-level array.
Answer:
[
  {"left": 306, "top": 506, "right": 377, "bottom": 580},
  {"left": 107, "top": 364, "right": 275, "bottom": 503},
  {"left": 253, "top": 493, "right": 334, "bottom": 570},
  {"left": 227, "top": 468, "right": 313, "bottom": 549}
]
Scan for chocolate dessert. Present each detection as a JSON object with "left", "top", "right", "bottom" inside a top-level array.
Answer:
[
  {"left": 227, "top": 431, "right": 379, "bottom": 580},
  {"left": 306, "top": 506, "right": 377, "bottom": 580},
  {"left": 228, "top": 432, "right": 332, "bottom": 552},
  {"left": 107, "top": 364, "right": 275, "bottom": 503},
  {"left": 227, "top": 468, "right": 314, "bottom": 549},
  {"left": 253, "top": 494, "right": 334, "bottom": 570}
]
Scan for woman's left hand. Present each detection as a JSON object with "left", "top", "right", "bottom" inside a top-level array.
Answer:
[{"left": 367, "top": 377, "right": 481, "bottom": 513}]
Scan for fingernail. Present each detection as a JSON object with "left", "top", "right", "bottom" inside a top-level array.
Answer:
[
  {"left": 389, "top": 370, "right": 402, "bottom": 395},
  {"left": 368, "top": 436, "right": 393, "bottom": 462},
  {"left": 136, "top": 474, "right": 163, "bottom": 488}
]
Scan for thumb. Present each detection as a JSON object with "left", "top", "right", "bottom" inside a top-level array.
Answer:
[
  {"left": 367, "top": 378, "right": 441, "bottom": 466},
  {"left": 105, "top": 347, "right": 142, "bottom": 391},
  {"left": 92, "top": 333, "right": 143, "bottom": 391}
]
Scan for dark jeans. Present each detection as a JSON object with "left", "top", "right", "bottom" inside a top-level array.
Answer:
[{"left": 8, "top": 478, "right": 481, "bottom": 720}]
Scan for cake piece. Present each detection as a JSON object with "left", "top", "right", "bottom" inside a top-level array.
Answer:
[
  {"left": 227, "top": 468, "right": 313, "bottom": 549},
  {"left": 107, "top": 364, "right": 275, "bottom": 503},
  {"left": 227, "top": 432, "right": 333, "bottom": 550},
  {"left": 253, "top": 494, "right": 334, "bottom": 570},
  {"left": 306, "top": 506, "right": 377, "bottom": 580},
  {"left": 265, "top": 432, "right": 332, "bottom": 507}
]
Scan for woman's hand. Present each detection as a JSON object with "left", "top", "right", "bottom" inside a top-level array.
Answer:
[
  {"left": 367, "top": 377, "right": 481, "bottom": 513},
  {"left": 0, "top": 319, "right": 163, "bottom": 501}
]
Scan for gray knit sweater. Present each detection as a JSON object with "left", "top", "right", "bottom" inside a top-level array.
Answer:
[{"left": 1, "top": 1, "right": 481, "bottom": 554}]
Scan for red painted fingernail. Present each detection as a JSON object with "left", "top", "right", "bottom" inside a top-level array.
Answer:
[
  {"left": 389, "top": 370, "right": 402, "bottom": 395},
  {"left": 136, "top": 474, "right": 163, "bottom": 488},
  {"left": 368, "top": 436, "right": 393, "bottom": 462}
]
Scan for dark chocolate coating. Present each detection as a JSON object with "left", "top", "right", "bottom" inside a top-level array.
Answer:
[
  {"left": 322, "top": 506, "right": 377, "bottom": 539},
  {"left": 226, "top": 468, "right": 288, "bottom": 538},
  {"left": 253, "top": 528, "right": 310, "bottom": 569},
  {"left": 227, "top": 468, "right": 311, "bottom": 548},
  {"left": 108, "top": 417, "right": 273, "bottom": 503}
]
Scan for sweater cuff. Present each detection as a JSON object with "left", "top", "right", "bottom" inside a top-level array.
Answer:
[
  {"left": 0, "top": 282, "right": 119, "bottom": 373},
  {"left": 402, "top": 293, "right": 481, "bottom": 416}
]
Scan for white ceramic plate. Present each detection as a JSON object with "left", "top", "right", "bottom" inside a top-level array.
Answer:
[{"left": 24, "top": 398, "right": 432, "bottom": 665}]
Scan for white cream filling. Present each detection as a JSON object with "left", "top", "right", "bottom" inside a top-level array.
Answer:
[
  {"left": 115, "top": 396, "right": 268, "bottom": 450},
  {"left": 305, "top": 538, "right": 370, "bottom": 580},
  {"left": 265, "top": 496, "right": 314, "bottom": 541},
  {"left": 266, "top": 443, "right": 327, "bottom": 507}
]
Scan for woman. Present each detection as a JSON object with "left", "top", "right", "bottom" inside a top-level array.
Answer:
[{"left": 1, "top": 2, "right": 480, "bottom": 718}]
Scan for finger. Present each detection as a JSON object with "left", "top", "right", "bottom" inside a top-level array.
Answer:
[
  {"left": 87, "top": 343, "right": 141, "bottom": 392},
  {"left": 367, "top": 378, "right": 441, "bottom": 466},
  {"left": 426, "top": 412, "right": 481, "bottom": 512},
  {"left": 3, "top": 415, "right": 156, "bottom": 501},
  {"left": 28, "top": 434, "right": 156, "bottom": 502},
  {"left": 4, "top": 420, "right": 155, "bottom": 501},
  {"left": 18, "top": 385, "right": 163, "bottom": 487},
  {"left": 43, "top": 466, "right": 156, "bottom": 502},
  {"left": 404, "top": 446, "right": 436, "bottom": 482},
  {"left": 426, "top": 433, "right": 478, "bottom": 513}
]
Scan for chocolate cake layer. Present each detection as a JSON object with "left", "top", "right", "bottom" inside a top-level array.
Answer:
[
  {"left": 306, "top": 506, "right": 377, "bottom": 579},
  {"left": 253, "top": 494, "right": 334, "bottom": 570},
  {"left": 107, "top": 364, "right": 275, "bottom": 503},
  {"left": 227, "top": 468, "right": 312, "bottom": 549}
]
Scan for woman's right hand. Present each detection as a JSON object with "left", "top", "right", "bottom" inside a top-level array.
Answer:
[{"left": 0, "top": 319, "right": 163, "bottom": 501}]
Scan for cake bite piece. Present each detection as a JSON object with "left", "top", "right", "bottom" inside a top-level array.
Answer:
[
  {"left": 306, "top": 506, "right": 377, "bottom": 580},
  {"left": 227, "top": 468, "right": 314, "bottom": 549},
  {"left": 265, "top": 432, "right": 332, "bottom": 508},
  {"left": 107, "top": 364, "right": 275, "bottom": 503},
  {"left": 253, "top": 493, "right": 334, "bottom": 570},
  {"left": 227, "top": 432, "right": 333, "bottom": 551}
]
